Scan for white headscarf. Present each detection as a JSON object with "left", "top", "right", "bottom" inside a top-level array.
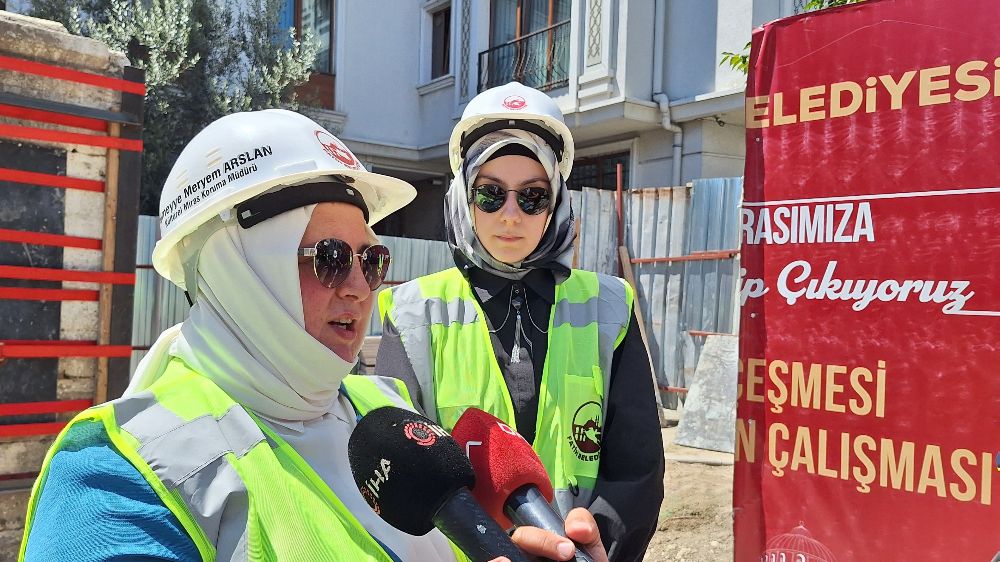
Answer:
[
  {"left": 126, "top": 203, "right": 462, "bottom": 560},
  {"left": 126, "top": 204, "right": 355, "bottom": 421},
  {"left": 444, "top": 129, "right": 576, "bottom": 280}
]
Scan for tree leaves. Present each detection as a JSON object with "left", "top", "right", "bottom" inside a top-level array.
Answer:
[
  {"left": 31, "top": 0, "right": 320, "bottom": 213},
  {"left": 721, "top": 41, "right": 751, "bottom": 74}
]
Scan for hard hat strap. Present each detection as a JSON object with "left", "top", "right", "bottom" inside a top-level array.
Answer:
[
  {"left": 460, "top": 119, "right": 564, "bottom": 162},
  {"left": 235, "top": 179, "right": 370, "bottom": 228}
]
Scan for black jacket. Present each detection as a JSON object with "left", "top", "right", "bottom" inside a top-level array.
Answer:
[{"left": 375, "top": 265, "right": 665, "bottom": 562}]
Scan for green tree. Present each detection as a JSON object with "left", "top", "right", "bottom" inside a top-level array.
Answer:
[
  {"left": 208, "top": 0, "right": 317, "bottom": 113},
  {"left": 721, "top": 0, "right": 866, "bottom": 74},
  {"left": 27, "top": 0, "right": 111, "bottom": 35},
  {"left": 31, "top": 0, "right": 318, "bottom": 213}
]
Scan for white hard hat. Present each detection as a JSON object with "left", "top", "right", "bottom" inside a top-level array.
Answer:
[
  {"left": 152, "top": 109, "right": 416, "bottom": 291},
  {"left": 449, "top": 82, "right": 574, "bottom": 179}
]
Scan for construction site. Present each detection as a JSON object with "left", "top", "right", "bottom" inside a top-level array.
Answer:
[{"left": 1, "top": 0, "right": 998, "bottom": 560}]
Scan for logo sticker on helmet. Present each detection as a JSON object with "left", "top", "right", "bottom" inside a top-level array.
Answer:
[
  {"left": 315, "top": 130, "right": 362, "bottom": 169},
  {"left": 502, "top": 95, "right": 527, "bottom": 110},
  {"left": 568, "top": 401, "right": 603, "bottom": 461}
]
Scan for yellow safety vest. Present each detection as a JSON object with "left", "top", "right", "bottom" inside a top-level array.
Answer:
[
  {"left": 20, "top": 358, "right": 456, "bottom": 562},
  {"left": 379, "top": 267, "right": 632, "bottom": 514}
]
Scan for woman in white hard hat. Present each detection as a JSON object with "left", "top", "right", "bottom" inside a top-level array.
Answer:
[
  {"left": 19, "top": 109, "right": 600, "bottom": 562},
  {"left": 376, "top": 82, "right": 664, "bottom": 562}
]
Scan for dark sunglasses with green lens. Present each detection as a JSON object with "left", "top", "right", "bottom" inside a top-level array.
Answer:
[
  {"left": 298, "top": 238, "right": 391, "bottom": 290},
  {"left": 472, "top": 184, "right": 552, "bottom": 215}
]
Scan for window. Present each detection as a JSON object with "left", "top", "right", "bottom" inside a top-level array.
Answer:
[
  {"left": 489, "top": 0, "right": 570, "bottom": 45},
  {"left": 282, "top": 0, "right": 336, "bottom": 109},
  {"left": 431, "top": 6, "right": 451, "bottom": 79},
  {"left": 479, "top": 0, "right": 571, "bottom": 92},
  {"left": 568, "top": 152, "right": 630, "bottom": 191},
  {"left": 301, "top": 0, "right": 334, "bottom": 74}
]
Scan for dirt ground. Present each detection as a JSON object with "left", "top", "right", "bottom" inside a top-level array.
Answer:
[{"left": 643, "top": 410, "right": 734, "bottom": 562}]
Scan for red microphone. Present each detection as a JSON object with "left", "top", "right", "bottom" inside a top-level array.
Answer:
[{"left": 451, "top": 408, "right": 595, "bottom": 562}]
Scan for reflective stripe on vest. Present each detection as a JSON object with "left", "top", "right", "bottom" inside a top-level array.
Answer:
[
  {"left": 379, "top": 267, "right": 632, "bottom": 515},
  {"left": 23, "top": 360, "right": 408, "bottom": 562},
  {"left": 340, "top": 374, "right": 413, "bottom": 418}
]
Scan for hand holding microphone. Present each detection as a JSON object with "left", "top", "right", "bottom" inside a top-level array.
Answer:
[
  {"left": 450, "top": 408, "right": 603, "bottom": 562},
  {"left": 347, "top": 406, "right": 530, "bottom": 562}
]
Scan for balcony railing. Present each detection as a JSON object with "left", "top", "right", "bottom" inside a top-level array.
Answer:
[{"left": 478, "top": 20, "right": 570, "bottom": 93}]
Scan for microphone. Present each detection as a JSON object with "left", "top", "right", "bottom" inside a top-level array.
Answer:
[
  {"left": 347, "top": 406, "right": 530, "bottom": 562},
  {"left": 451, "top": 408, "right": 596, "bottom": 562}
]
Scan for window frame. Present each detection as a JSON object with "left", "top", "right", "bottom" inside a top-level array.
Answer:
[
  {"left": 489, "top": 0, "right": 569, "bottom": 46},
  {"left": 292, "top": 0, "right": 336, "bottom": 110},
  {"left": 430, "top": 4, "right": 452, "bottom": 80},
  {"left": 420, "top": 0, "right": 454, "bottom": 86},
  {"left": 481, "top": 0, "right": 570, "bottom": 92},
  {"left": 568, "top": 151, "right": 632, "bottom": 191},
  {"left": 294, "top": 0, "right": 335, "bottom": 75}
]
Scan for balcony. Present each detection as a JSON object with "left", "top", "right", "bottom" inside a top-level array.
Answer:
[{"left": 478, "top": 20, "right": 570, "bottom": 93}]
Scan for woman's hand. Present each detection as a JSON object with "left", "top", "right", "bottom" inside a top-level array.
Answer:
[{"left": 490, "top": 507, "right": 608, "bottom": 562}]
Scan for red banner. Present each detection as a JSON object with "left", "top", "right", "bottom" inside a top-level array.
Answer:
[{"left": 736, "top": 0, "right": 1000, "bottom": 560}]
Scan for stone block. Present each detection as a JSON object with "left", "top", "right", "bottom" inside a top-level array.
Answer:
[{"left": 674, "top": 335, "right": 738, "bottom": 453}]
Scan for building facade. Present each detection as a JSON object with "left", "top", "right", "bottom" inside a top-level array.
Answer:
[{"left": 290, "top": 0, "right": 805, "bottom": 240}]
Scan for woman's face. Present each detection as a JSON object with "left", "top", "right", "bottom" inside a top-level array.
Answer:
[
  {"left": 472, "top": 155, "right": 551, "bottom": 264},
  {"left": 299, "top": 202, "right": 377, "bottom": 361}
]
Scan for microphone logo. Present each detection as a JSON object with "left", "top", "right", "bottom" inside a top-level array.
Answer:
[
  {"left": 404, "top": 421, "right": 449, "bottom": 447},
  {"left": 569, "top": 401, "right": 603, "bottom": 461},
  {"left": 361, "top": 486, "right": 381, "bottom": 514},
  {"left": 361, "top": 457, "right": 392, "bottom": 514}
]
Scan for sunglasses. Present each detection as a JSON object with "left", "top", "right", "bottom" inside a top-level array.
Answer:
[
  {"left": 297, "top": 238, "right": 391, "bottom": 290},
  {"left": 472, "top": 184, "right": 551, "bottom": 215}
]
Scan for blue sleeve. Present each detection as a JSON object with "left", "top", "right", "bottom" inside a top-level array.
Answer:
[{"left": 23, "top": 420, "right": 201, "bottom": 562}]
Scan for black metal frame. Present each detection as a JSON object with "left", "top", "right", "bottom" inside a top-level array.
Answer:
[
  {"left": 0, "top": 67, "right": 145, "bottom": 402},
  {"left": 477, "top": 19, "right": 570, "bottom": 93},
  {"left": 107, "top": 66, "right": 145, "bottom": 399}
]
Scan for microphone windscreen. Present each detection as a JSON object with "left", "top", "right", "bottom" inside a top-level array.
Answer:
[
  {"left": 348, "top": 406, "right": 475, "bottom": 535},
  {"left": 451, "top": 408, "right": 554, "bottom": 528}
]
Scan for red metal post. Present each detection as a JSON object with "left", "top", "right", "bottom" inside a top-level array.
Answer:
[
  {"left": 630, "top": 249, "right": 740, "bottom": 264},
  {"left": 615, "top": 162, "right": 624, "bottom": 275},
  {"left": 615, "top": 162, "right": 624, "bottom": 248}
]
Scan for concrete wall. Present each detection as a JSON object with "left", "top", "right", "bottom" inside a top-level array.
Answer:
[
  {"left": 598, "top": 115, "right": 745, "bottom": 189},
  {"left": 752, "top": 0, "right": 799, "bottom": 27},
  {"left": 664, "top": 0, "right": 720, "bottom": 101},
  {"left": 679, "top": 118, "right": 746, "bottom": 183},
  {"left": 337, "top": 1, "right": 439, "bottom": 149},
  {"left": 0, "top": 11, "right": 131, "bottom": 558},
  {"left": 716, "top": 0, "right": 754, "bottom": 91},
  {"left": 662, "top": 0, "right": 753, "bottom": 100}
]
